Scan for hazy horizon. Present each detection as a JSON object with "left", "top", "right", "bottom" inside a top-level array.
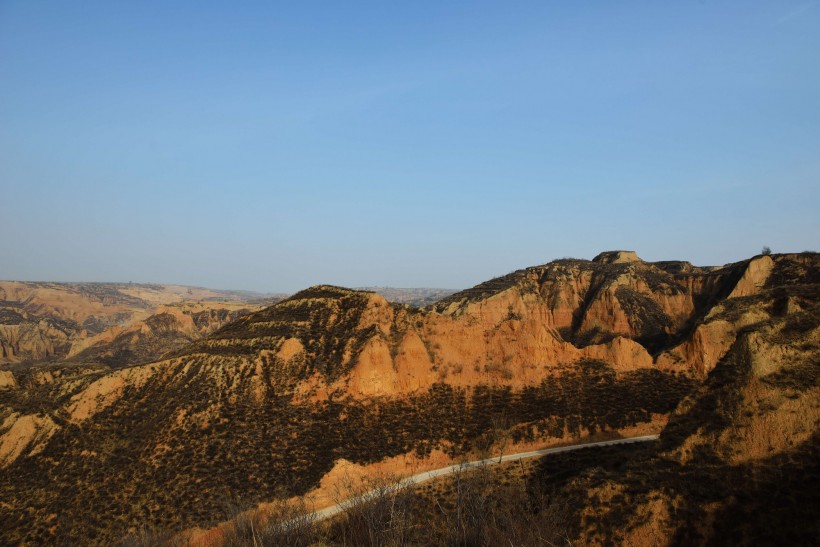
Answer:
[
  {"left": 2, "top": 2, "right": 818, "bottom": 293},
  {"left": 0, "top": 248, "right": 809, "bottom": 296}
]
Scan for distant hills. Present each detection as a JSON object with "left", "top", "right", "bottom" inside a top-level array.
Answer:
[
  {"left": 356, "top": 287, "right": 456, "bottom": 307},
  {"left": 0, "top": 281, "right": 285, "bottom": 369}
]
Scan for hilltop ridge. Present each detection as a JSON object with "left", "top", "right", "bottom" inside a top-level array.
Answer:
[{"left": 154, "top": 251, "right": 777, "bottom": 396}]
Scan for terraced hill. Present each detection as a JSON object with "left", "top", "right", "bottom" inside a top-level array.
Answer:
[{"left": 0, "top": 251, "right": 815, "bottom": 545}]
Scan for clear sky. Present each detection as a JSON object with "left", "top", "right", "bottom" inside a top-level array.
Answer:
[{"left": 1, "top": 1, "right": 818, "bottom": 293}]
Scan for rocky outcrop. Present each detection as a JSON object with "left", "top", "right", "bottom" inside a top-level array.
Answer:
[
  {"left": 727, "top": 255, "right": 774, "bottom": 298},
  {"left": 344, "top": 337, "right": 398, "bottom": 396},
  {"left": 656, "top": 320, "right": 735, "bottom": 375},
  {"left": 0, "top": 370, "right": 16, "bottom": 389},
  {"left": 592, "top": 250, "right": 642, "bottom": 264}
]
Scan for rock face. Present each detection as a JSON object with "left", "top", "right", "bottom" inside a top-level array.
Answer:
[
  {"left": 592, "top": 250, "right": 642, "bottom": 264},
  {"left": 0, "top": 251, "right": 816, "bottom": 545},
  {"left": 727, "top": 254, "right": 774, "bottom": 298}
]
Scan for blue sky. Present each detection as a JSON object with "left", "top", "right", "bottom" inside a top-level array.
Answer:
[{"left": 1, "top": 1, "right": 818, "bottom": 292}]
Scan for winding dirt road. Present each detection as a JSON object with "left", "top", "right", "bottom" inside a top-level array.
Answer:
[{"left": 313, "top": 434, "right": 660, "bottom": 521}]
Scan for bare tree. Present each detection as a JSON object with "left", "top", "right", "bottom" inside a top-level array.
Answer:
[
  {"left": 219, "top": 494, "right": 318, "bottom": 547},
  {"left": 330, "top": 471, "right": 420, "bottom": 547}
]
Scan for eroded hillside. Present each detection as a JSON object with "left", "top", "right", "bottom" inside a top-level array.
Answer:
[
  {"left": 0, "top": 251, "right": 814, "bottom": 545},
  {"left": 169, "top": 249, "right": 758, "bottom": 397},
  {"left": 521, "top": 252, "right": 820, "bottom": 545},
  {"left": 0, "top": 282, "right": 277, "bottom": 367}
]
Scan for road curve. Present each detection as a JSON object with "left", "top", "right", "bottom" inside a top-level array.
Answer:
[{"left": 312, "top": 434, "right": 659, "bottom": 522}]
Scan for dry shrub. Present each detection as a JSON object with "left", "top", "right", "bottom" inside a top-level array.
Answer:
[
  {"left": 118, "top": 526, "right": 180, "bottom": 547},
  {"left": 219, "top": 494, "right": 318, "bottom": 547},
  {"left": 430, "top": 460, "right": 571, "bottom": 546},
  {"left": 328, "top": 473, "right": 423, "bottom": 547}
]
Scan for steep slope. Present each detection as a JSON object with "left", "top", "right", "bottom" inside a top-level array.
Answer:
[{"left": 0, "top": 251, "right": 811, "bottom": 545}]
